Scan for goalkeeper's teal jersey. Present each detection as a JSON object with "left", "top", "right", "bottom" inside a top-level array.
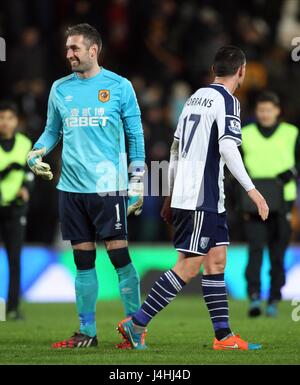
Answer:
[{"left": 35, "top": 68, "right": 144, "bottom": 193}]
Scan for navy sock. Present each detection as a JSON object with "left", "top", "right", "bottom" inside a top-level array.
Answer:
[
  {"left": 202, "top": 273, "right": 232, "bottom": 340},
  {"left": 133, "top": 270, "right": 186, "bottom": 327}
]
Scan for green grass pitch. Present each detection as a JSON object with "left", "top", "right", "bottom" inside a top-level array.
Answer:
[{"left": 0, "top": 296, "right": 299, "bottom": 365}]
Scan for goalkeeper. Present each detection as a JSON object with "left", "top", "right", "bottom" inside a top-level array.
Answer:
[{"left": 27, "top": 23, "right": 145, "bottom": 349}]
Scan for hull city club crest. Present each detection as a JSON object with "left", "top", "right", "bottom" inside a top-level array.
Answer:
[{"left": 98, "top": 90, "right": 110, "bottom": 102}]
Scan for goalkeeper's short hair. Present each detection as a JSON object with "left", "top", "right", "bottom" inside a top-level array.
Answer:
[{"left": 65, "top": 23, "right": 102, "bottom": 58}]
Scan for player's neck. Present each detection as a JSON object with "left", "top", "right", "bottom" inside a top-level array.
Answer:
[
  {"left": 0, "top": 132, "right": 14, "bottom": 140},
  {"left": 213, "top": 77, "right": 238, "bottom": 95},
  {"left": 76, "top": 64, "right": 101, "bottom": 79}
]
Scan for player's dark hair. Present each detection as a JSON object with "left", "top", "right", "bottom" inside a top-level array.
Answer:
[
  {"left": 255, "top": 91, "right": 280, "bottom": 107},
  {"left": 65, "top": 23, "right": 102, "bottom": 58},
  {"left": 213, "top": 46, "right": 246, "bottom": 77},
  {"left": 0, "top": 100, "right": 19, "bottom": 115}
]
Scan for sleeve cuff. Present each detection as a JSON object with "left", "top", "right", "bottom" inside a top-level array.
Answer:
[{"left": 219, "top": 134, "right": 242, "bottom": 146}]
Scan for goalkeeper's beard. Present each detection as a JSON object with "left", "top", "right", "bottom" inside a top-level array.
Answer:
[{"left": 70, "top": 59, "right": 90, "bottom": 74}]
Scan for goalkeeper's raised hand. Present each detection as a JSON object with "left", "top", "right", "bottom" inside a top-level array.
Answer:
[
  {"left": 27, "top": 147, "right": 53, "bottom": 181},
  {"left": 127, "top": 172, "right": 144, "bottom": 216}
]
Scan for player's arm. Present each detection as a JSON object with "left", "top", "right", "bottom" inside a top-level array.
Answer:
[
  {"left": 27, "top": 83, "right": 62, "bottom": 180},
  {"left": 219, "top": 138, "right": 268, "bottom": 220},
  {"left": 168, "top": 138, "right": 179, "bottom": 195},
  {"left": 217, "top": 96, "right": 269, "bottom": 221},
  {"left": 121, "top": 78, "right": 145, "bottom": 216},
  {"left": 161, "top": 138, "right": 179, "bottom": 224},
  {"left": 161, "top": 112, "right": 183, "bottom": 224}
]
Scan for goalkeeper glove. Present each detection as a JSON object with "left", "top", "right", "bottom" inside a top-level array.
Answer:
[
  {"left": 127, "top": 172, "right": 144, "bottom": 216},
  {"left": 27, "top": 147, "right": 53, "bottom": 180}
]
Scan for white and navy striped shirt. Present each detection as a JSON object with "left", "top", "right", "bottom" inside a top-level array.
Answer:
[{"left": 171, "top": 83, "right": 241, "bottom": 213}]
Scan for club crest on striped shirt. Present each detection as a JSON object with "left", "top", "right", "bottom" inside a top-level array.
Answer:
[{"left": 200, "top": 237, "right": 210, "bottom": 249}]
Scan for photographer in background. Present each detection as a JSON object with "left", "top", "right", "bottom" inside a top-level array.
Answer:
[
  {"left": 0, "top": 101, "right": 34, "bottom": 320},
  {"left": 241, "top": 91, "right": 300, "bottom": 318}
]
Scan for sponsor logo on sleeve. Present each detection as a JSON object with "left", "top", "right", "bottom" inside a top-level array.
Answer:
[{"left": 228, "top": 119, "right": 241, "bottom": 135}]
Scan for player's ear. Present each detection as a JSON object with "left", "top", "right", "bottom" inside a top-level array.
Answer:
[
  {"left": 276, "top": 105, "right": 281, "bottom": 117},
  {"left": 90, "top": 44, "right": 97, "bottom": 59},
  {"left": 237, "top": 65, "right": 242, "bottom": 77},
  {"left": 239, "top": 64, "right": 246, "bottom": 78}
]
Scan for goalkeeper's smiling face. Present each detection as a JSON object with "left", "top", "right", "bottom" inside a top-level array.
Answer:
[{"left": 66, "top": 34, "right": 98, "bottom": 74}]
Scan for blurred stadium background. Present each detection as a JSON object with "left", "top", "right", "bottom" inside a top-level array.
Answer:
[{"left": 1, "top": 0, "right": 300, "bottom": 303}]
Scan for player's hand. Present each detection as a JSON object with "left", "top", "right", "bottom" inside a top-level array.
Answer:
[
  {"left": 247, "top": 188, "right": 269, "bottom": 221},
  {"left": 161, "top": 196, "right": 172, "bottom": 224},
  {"left": 27, "top": 147, "right": 53, "bottom": 181},
  {"left": 17, "top": 186, "right": 30, "bottom": 203},
  {"left": 127, "top": 174, "right": 144, "bottom": 216}
]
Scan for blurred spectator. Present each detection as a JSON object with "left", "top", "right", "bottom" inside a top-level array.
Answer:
[
  {"left": 183, "top": 5, "right": 228, "bottom": 86},
  {"left": 9, "top": 27, "right": 48, "bottom": 138},
  {"left": 9, "top": 27, "right": 47, "bottom": 93},
  {"left": 168, "top": 81, "right": 191, "bottom": 128},
  {"left": 0, "top": 101, "right": 34, "bottom": 319},
  {"left": 277, "top": 0, "right": 300, "bottom": 49},
  {"left": 240, "top": 91, "right": 300, "bottom": 317},
  {"left": 105, "top": 0, "right": 130, "bottom": 70}
]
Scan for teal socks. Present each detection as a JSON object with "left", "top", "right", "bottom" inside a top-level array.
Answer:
[
  {"left": 75, "top": 261, "right": 140, "bottom": 336},
  {"left": 116, "top": 263, "right": 141, "bottom": 317},
  {"left": 75, "top": 268, "right": 98, "bottom": 337}
]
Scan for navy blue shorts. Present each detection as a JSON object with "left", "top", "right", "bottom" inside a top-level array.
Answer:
[
  {"left": 58, "top": 191, "right": 128, "bottom": 242},
  {"left": 172, "top": 209, "right": 229, "bottom": 255}
]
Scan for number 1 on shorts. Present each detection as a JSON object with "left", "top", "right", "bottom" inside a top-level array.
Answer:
[{"left": 115, "top": 203, "right": 120, "bottom": 222}]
